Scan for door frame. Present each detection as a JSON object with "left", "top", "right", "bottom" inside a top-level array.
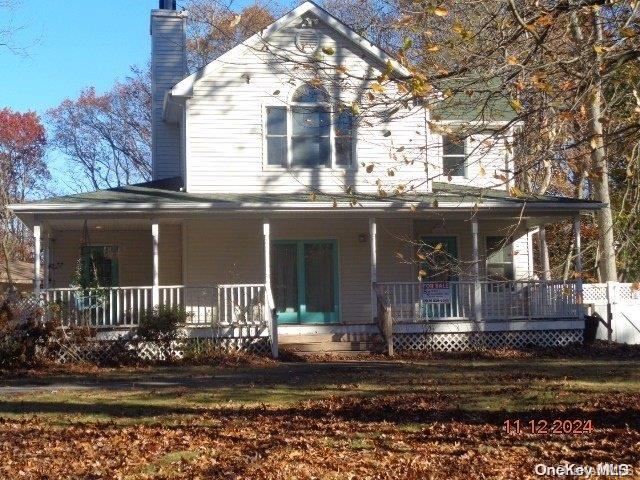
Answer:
[{"left": 272, "top": 239, "right": 341, "bottom": 324}]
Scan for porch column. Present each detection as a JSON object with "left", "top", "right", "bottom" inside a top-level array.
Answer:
[
  {"left": 471, "top": 217, "right": 482, "bottom": 322},
  {"left": 33, "top": 223, "right": 41, "bottom": 298},
  {"left": 539, "top": 226, "right": 551, "bottom": 281},
  {"left": 152, "top": 222, "right": 160, "bottom": 307},
  {"left": 369, "top": 217, "right": 378, "bottom": 321},
  {"left": 43, "top": 231, "right": 50, "bottom": 290},
  {"left": 263, "top": 220, "right": 278, "bottom": 358},
  {"left": 263, "top": 221, "right": 271, "bottom": 295},
  {"left": 573, "top": 216, "right": 584, "bottom": 308}
]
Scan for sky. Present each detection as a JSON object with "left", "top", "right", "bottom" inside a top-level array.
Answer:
[
  {"left": 1, "top": 0, "right": 158, "bottom": 115},
  {"left": 0, "top": 0, "right": 166, "bottom": 193}
]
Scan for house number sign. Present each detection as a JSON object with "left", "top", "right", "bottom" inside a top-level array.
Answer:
[{"left": 421, "top": 281, "right": 452, "bottom": 303}]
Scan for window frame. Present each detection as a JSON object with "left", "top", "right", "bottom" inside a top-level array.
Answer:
[
  {"left": 79, "top": 245, "right": 120, "bottom": 288},
  {"left": 484, "top": 235, "right": 515, "bottom": 282},
  {"left": 441, "top": 134, "right": 468, "bottom": 178},
  {"left": 262, "top": 85, "right": 356, "bottom": 171}
]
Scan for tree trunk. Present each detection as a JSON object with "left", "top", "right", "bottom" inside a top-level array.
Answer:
[{"left": 589, "top": 9, "right": 618, "bottom": 282}]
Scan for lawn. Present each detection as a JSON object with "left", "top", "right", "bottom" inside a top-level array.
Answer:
[{"left": 0, "top": 357, "right": 638, "bottom": 479}]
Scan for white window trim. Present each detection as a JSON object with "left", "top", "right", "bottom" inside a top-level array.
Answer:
[
  {"left": 262, "top": 95, "right": 357, "bottom": 171},
  {"left": 440, "top": 134, "right": 469, "bottom": 179},
  {"left": 484, "top": 234, "right": 515, "bottom": 281}
]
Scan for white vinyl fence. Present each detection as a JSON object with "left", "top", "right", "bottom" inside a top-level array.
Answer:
[{"left": 583, "top": 282, "right": 640, "bottom": 344}]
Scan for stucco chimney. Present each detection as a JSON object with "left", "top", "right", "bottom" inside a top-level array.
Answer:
[{"left": 150, "top": 5, "right": 187, "bottom": 180}]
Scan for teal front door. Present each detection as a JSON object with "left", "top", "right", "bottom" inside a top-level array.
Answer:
[
  {"left": 272, "top": 240, "right": 339, "bottom": 324},
  {"left": 419, "top": 236, "right": 459, "bottom": 317}
]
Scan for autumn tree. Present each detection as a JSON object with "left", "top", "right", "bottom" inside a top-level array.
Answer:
[
  {"left": 186, "top": 0, "right": 278, "bottom": 70},
  {"left": 304, "top": 0, "right": 638, "bottom": 281},
  {"left": 47, "top": 68, "right": 152, "bottom": 191},
  {"left": 0, "top": 108, "right": 48, "bottom": 285}
]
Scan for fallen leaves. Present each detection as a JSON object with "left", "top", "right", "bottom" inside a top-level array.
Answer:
[{"left": 0, "top": 390, "right": 638, "bottom": 479}]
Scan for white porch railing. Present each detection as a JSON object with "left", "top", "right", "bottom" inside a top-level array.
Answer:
[
  {"left": 42, "top": 284, "right": 267, "bottom": 328},
  {"left": 375, "top": 280, "right": 581, "bottom": 323}
]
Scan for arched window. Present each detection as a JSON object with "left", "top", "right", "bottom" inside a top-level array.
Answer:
[
  {"left": 291, "top": 84, "right": 328, "bottom": 103},
  {"left": 265, "top": 84, "right": 354, "bottom": 169}
]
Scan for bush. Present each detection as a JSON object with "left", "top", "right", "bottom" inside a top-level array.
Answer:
[
  {"left": 0, "top": 290, "right": 56, "bottom": 367},
  {"left": 136, "top": 306, "right": 188, "bottom": 361}
]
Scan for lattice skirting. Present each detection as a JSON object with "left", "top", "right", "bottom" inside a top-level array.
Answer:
[
  {"left": 393, "top": 329, "right": 584, "bottom": 352},
  {"left": 51, "top": 335, "right": 272, "bottom": 364}
]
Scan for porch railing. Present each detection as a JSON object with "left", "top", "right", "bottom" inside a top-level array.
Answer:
[
  {"left": 42, "top": 284, "right": 267, "bottom": 328},
  {"left": 374, "top": 280, "right": 581, "bottom": 324}
]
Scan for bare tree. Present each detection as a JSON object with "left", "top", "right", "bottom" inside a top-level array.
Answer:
[{"left": 47, "top": 68, "right": 152, "bottom": 191}]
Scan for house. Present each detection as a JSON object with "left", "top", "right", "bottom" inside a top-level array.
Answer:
[
  {"left": 0, "top": 260, "right": 40, "bottom": 293},
  {"left": 10, "top": 0, "right": 600, "bottom": 356}
]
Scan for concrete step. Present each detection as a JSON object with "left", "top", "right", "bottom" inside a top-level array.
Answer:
[
  {"left": 279, "top": 333, "right": 381, "bottom": 344},
  {"left": 282, "top": 340, "right": 384, "bottom": 353}
]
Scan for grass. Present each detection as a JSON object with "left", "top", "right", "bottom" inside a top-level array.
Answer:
[
  {"left": 1, "top": 358, "right": 637, "bottom": 423},
  {"left": 0, "top": 357, "right": 638, "bottom": 478}
]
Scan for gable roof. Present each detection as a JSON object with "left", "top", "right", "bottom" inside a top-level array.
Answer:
[{"left": 170, "top": 1, "right": 412, "bottom": 99}]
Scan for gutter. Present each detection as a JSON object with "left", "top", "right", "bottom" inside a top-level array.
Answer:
[{"left": 8, "top": 200, "right": 604, "bottom": 214}]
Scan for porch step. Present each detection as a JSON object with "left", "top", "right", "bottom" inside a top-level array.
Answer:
[
  {"left": 279, "top": 333, "right": 378, "bottom": 344},
  {"left": 279, "top": 333, "right": 385, "bottom": 354}
]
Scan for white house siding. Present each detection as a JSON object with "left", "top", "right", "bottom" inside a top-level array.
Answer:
[
  {"left": 183, "top": 218, "right": 264, "bottom": 286},
  {"left": 49, "top": 225, "right": 182, "bottom": 288},
  {"left": 512, "top": 231, "right": 534, "bottom": 280},
  {"left": 427, "top": 130, "right": 512, "bottom": 190},
  {"left": 377, "top": 218, "right": 414, "bottom": 283},
  {"left": 151, "top": 10, "right": 187, "bottom": 180},
  {"left": 183, "top": 216, "right": 415, "bottom": 324},
  {"left": 184, "top": 19, "right": 428, "bottom": 195},
  {"left": 412, "top": 218, "right": 533, "bottom": 280}
]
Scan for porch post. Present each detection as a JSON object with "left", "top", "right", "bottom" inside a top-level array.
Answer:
[
  {"left": 263, "top": 220, "right": 278, "bottom": 358},
  {"left": 573, "top": 216, "right": 583, "bottom": 275},
  {"left": 539, "top": 226, "right": 551, "bottom": 281},
  {"left": 43, "top": 231, "right": 50, "bottom": 290},
  {"left": 152, "top": 222, "right": 160, "bottom": 307},
  {"left": 263, "top": 221, "right": 271, "bottom": 295},
  {"left": 471, "top": 217, "right": 482, "bottom": 322},
  {"left": 33, "top": 223, "right": 41, "bottom": 298},
  {"left": 369, "top": 217, "right": 378, "bottom": 321},
  {"left": 573, "top": 216, "right": 584, "bottom": 310}
]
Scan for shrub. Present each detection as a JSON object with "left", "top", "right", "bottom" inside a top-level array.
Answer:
[
  {"left": 136, "top": 306, "right": 188, "bottom": 361},
  {"left": 0, "top": 290, "right": 56, "bottom": 367}
]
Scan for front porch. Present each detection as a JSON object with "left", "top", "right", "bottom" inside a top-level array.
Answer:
[
  {"left": 13, "top": 182, "right": 598, "bottom": 356},
  {"left": 40, "top": 277, "right": 585, "bottom": 356}
]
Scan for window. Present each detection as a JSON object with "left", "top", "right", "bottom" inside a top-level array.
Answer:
[
  {"left": 291, "top": 106, "right": 330, "bottom": 167},
  {"left": 442, "top": 135, "right": 467, "bottom": 177},
  {"left": 335, "top": 109, "right": 353, "bottom": 167},
  {"left": 79, "top": 246, "right": 119, "bottom": 287},
  {"left": 486, "top": 236, "right": 514, "bottom": 281},
  {"left": 264, "top": 84, "right": 354, "bottom": 169},
  {"left": 266, "top": 107, "right": 287, "bottom": 166}
]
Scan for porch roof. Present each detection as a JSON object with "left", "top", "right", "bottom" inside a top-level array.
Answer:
[{"left": 10, "top": 177, "right": 602, "bottom": 222}]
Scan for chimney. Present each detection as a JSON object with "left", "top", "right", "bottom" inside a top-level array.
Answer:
[
  {"left": 159, "top": 0, "right": 177, "bottom": 9},
  {"left": 151, "top": 3, "right": 187, "bottom": 180}
]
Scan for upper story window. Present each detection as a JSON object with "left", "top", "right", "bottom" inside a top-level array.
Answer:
[
  {"left": 442, "top": 135, "right": 467, "bottom": 177},
  {"left": 265, "top": 84, "right": 354, "bottom": 169}
]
